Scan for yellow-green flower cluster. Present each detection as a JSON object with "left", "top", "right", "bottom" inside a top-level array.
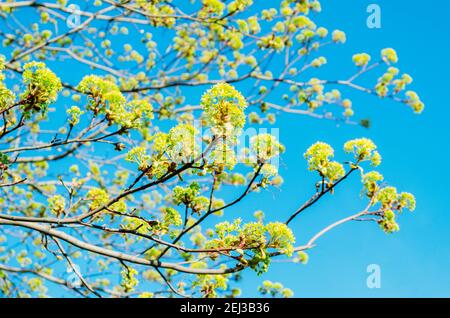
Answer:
[
  {"left": 262, "top": 8, "right": 277, "bottom": 21},
  {"left": 224, "top": 172, "right": 246, "bottom": 186},
  {"left": 121, "top": 216, "right": 152, "bottom": 235},
  {"left": 258, "top": 280, "right": 294, "bottom": 298},
  {"left": 0, "top": 82, "right": 15, "bottom": 112},
  {"left": 124, "top": 206, "right": 183, "bottom": 237},
  {"left": 200, "top": 0, "right": 225, "bottom": 17},
  {"left": 332, "top": 30, "right": 346, "bottom": 43},
  {"left": 265, "top": 222, "right": 295, "bottom": 256},
  {"left": 323, "top": 161, "right": 346, "bottom": 183},
  {"left": 173, "top": 30, "right": 197, "bottom": 62},
  {"left": 375, "top": 186, "right": 416, "bottom": 234},
  {"left": 27, "top": 277, "right": 46, "bottom": 294},
  {"left": 208, "top": 140, "right": 238, "bottom": 171},
  {"left": 296, "top": 0, "right": 321, "bottom": 13},
  {"left": 294, "top": 29, "right": 313, "bottom": 43},
  {"left": 381, "top": 48, "right": 398, "bottom": 64},
  {"left": 272, "top": 21, "right": 285, "bottom": 33},
  {"left": 311, "top": 56, "right": 327, "bottom": 68},
  {"left": 405, "top": 90, "right": 425, "bottom": 114},
  {"left": 343, "top": 138, "right": 381, "bottom": 166},
  {"left": 379, "top": 211, "right": 399, "bottom": 233},
  {"left": 375, "top": 66, "right": 421, "bottom": 111},
  {"left": 192, "top": 265, "right": 229, "bottom": 298},
  {"left": 78, "top": 75, "right": 122, "bottom": 108},
  {"left": 292, "top": 15, "right": 316, "bottom": 29},
  {"left": 304, "top": 142, "right": 345, "bottom": 183},
  {"left": 316, "top": 26, "right": 328, "bottom": 38},
  {"left": 250, "top": 134, "right": 284, "bottom": 162},
  {"left": 47, "top": 195, "right": 65, "bottom": 217},
  {"left": 78, "top": 75, "right": 154, "bottom": 128},
  {"left": 228, "top": 0, "right": 253, "bottom": 13},
  {"left": 361, "top": 171, "right": 384, "bottom": 198},
  {"left": 127, "top": 124, "right": 198, "bottom": 178},
  {"left": 86, "top": 187, "right": 109, "bottom": 211},
  {"left": 294, "top": 78, "right": 330, "bottom": 111},
  {"left": 377, "top": 187, "right": 398, "bottom": 209},
  {"left": 126, "top": 146, "right": 151, "bottom": 171},
  {"left": 376, "top": 186, "right": 416, "bottom": 212},
  {"left": 173, "top": 182, "right": 200, "bottom": 205},
  {"left": 21, "top": 61, "right": 62, "bottom": 114},
  {"left": 135, "top": 0, "right": 175, "bottom": 27},
  {"left": 162, "top": 207, "right": 183, "bottom": 229},
  {"left": 293, "top": 251, "right": 309, "bottom": 264},
  {"left": 248, "top": 16, "right": 261, "bottom": 34},
  {"left": 260, "top": 163, "right": 280, "bottom": 179},
  {"left": 393, "top": 73, "right": 413, "bottom": 93},
  {"left": 304, "top": 142, "right": 333, "bottom": 170},
  {"left": 341, "top": 98, "right": 354, "bottom": 117},
  {"left": 206, "top": 219, "right": 295, "bottom": 272},
  {"left": 352, "top": 53, "right": 371, "bottom": 67},
  {"left": 258, "top": 34, "right": 286, "bottom": 51},
  {"left": 66, "top": 106, "right": 84, "bottom": 126},
  {"left": 375, "top": 66, "right": 398, "bottom": 97},
  {"left": 201, "top": 83, "right": 247, "bottom": 135},
  {"left": 172, "top": 182, "right": 209, "bottom": 214},
  {"left": 294, "top": 86, "right": 354, "bottom": 117},
  {"left": 163, "top": 123, "right": 198, "bottom": 162},
  {"left": 120, "top": 267, "right": 138, "bottom": 292},
  {"left": 0, "top": 55, "right": 15, "bottom": 112},
  {"left": 398, "top": 192, "right": 416, "bottom": 211},
  {"left": 126, "top": 99, "right": 154, "bottom": 126}
]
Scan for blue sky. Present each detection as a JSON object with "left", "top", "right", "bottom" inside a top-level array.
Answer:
[
  {"left": 234, "top": 0, "right": 450, "bottom": 297},
  {"left": 2, "top": 0, "right": 449, "bottom": 298}
]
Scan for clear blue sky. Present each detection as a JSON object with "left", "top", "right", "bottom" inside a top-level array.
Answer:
[
  {"left": 233, "top": 0, "right": 450, "bottom": 297},
  {"left": 3, "top": 0, "right": 449, "bottom": 298}
]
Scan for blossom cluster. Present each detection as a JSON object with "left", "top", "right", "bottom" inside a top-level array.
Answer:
[
  {"left": 21, "top": 62, "right": 62, "bottom": 116},
  {"left": 200, "top": 82, "right": 248, "bottom": 135},
  {"left": 77, "top": 75, "right": 153, "bottom": 128},
  {"left": 206, "top": 218, "right": 295, "bottom": 274},
  {"left": 304, "top": 142, "right": 345, "bottom": 184},
  {"left": 0, "top": 55, "right": 15, "bottom": 112}
]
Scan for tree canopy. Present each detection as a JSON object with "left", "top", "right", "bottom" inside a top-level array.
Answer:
[{"left": 0, "top": 0, "right": 422, "bottom": 298}]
